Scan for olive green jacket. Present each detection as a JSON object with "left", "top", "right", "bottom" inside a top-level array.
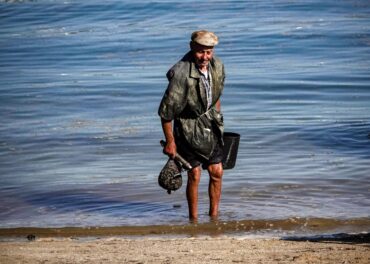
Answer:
[{"left": 158, "top": 51, "right": 225, "bottom": 159}]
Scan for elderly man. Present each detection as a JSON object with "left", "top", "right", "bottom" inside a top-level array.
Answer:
[{"left": 158, "top": 30, "right": 225, "bottom": 221}]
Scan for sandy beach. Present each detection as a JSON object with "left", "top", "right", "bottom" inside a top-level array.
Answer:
[{"left": 1, "top": 235, "right": 369, "bottom": 264}]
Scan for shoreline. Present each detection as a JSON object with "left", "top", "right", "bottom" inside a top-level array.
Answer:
[
  {"left": 1, "top": 217, "right": 369, "bottom": 239},
  {"left": 1, "top": 219, "right": 369, "bottom": 263}
]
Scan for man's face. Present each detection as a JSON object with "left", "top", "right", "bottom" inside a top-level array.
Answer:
[{"left": 191, "top": 42, "right": 214, "bottom": 69}]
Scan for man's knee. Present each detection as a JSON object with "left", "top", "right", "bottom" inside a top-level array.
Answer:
[
  {"left": 188, "top": 166, "right": 201, "bottom": 184},
  {"left": 208, "top": 163, "right": 223, "bottom": 182}
]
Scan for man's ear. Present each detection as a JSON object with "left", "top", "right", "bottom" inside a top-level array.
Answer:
[{"left": 189, "top": 41, "right": 194, "bottom": 51}]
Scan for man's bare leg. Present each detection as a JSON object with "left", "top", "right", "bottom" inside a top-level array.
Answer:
[
  {"left": 186, "top": 166, "right": 201, "bottom": 221},
  {"left": 208, "top": 163, "right": 223, "bottom": 218}
]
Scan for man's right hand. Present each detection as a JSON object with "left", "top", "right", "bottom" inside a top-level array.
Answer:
[
  {"left": 161, "top": 118, "right": 177, "bottom": 160},
  {"left": 163, "top": 140, "right": 177, "bottom": 160}
]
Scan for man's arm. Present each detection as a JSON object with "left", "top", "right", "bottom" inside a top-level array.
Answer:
[
  {"left": 161, "top": 118, "right": 177, "bottom": 159},
  {"left": 215, "top": 99, "right": 221, "bottom": 112}
]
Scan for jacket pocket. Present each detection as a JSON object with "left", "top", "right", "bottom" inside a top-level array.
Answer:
[{"left": 180, "top": 114, "right": 215, "bottom": 159}]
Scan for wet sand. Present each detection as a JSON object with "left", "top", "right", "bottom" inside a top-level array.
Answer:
[
  {"left": 1, "top": 217, "right": 369, "bottom": 238},
  {"left": 1, "top": 236, "right": 369, "bottom": 264}
]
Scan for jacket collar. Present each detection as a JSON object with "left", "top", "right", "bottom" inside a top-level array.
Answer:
[{"left": 185, "top": 51, "right": 219, "bottom": 110}]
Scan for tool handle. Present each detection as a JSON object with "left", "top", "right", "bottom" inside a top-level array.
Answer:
[{"left": 160, "top": 140, "right": 192, "bottom": 171}]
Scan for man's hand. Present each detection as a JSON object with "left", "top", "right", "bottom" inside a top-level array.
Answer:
[
  {"left": 163, "top": 140, "right": 177, "bottom": 159},
  {"left": 161, "top": 118, "right": 177, "bottom": 159}
]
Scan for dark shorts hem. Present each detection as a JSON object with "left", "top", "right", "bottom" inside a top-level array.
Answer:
[{"left": 176, "top": 139, "right": 223, "bottom": 170}]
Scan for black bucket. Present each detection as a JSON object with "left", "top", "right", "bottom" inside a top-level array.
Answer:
[{"left": 222, "top": 132, "right": 240, "bottom": 170}]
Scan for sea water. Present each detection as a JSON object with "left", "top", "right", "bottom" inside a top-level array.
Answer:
[{"left": 0, "top": 0, "right": 369, "bottom": 234}]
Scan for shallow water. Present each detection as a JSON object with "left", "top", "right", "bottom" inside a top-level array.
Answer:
[{"left": 0, "top": 0, "right": 369, "bottom": 233}]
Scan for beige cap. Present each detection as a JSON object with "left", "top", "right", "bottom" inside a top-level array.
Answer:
[{"left": 191, "top": 30, "right": 219, "bottom": 47}]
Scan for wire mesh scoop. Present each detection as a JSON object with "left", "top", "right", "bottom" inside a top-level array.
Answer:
[{"left": 158, "top": 140, "right": 192, "bottom": 194}]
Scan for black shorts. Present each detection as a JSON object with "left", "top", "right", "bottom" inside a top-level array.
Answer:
[{"left": 176, "top": 138, "right": 223, "bottom": 170}]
